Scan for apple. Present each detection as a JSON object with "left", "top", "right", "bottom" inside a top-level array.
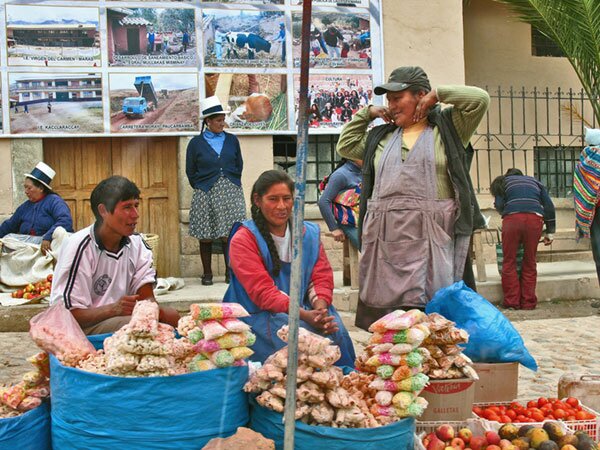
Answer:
[
  {"left": 486, "top": 446, "right": 501, "bottom": 450},
  {"left": 436, "top": 425, "right": 456, "bottom": 442},
  {"left": 423, "top": 432, "right": 437, "bottom": 447},
  {"left": 499, "top": 440, "right": 512, "bottom": 449},
  {"left": 25, "top": 284, "right": 35, "bottom": 293},
  {"left": 46, "top": 274, "right": 53, "bottom": 282},
  {"left": 470, "top": 436, "right": 487, "bottom": 450},
  {"left": 427, "top": 436, "right": 447, "bottom": 450},
  {"left": 16, "top": 289, "right": 24, "bottom": 298},
  {"left": 458, "top": 428, "right": 473, "bottom": 444},
  {"left": 451, "top": 437, "right": 466, "bottom": 450},
  {"left": 485, "top": 431, "right": 501, "bottom": 446}
]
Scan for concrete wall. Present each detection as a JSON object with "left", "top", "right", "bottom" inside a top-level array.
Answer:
[{"left": 382, "top": 0, "right": 466, "bottom": 85}]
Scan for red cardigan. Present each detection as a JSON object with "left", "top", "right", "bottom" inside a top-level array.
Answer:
[{"left": 229, "top": 226, "right": 334, "bottom": 314}]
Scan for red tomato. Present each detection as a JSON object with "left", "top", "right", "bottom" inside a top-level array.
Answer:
[
  {"left": 532, "top": 412, "right": 545, "bottom": 422},
  {"left": 500, "top": 415, "right": 512, "bottom": 423},
  {"left": 510, "top": 401, "right": 523, "bottom": 410},
  {"left": 553, "top": 408, "right": 566, "bottom": 419},
  {"left": 576, "top": 411, "right": 588, "bottom": 420},
  {"left": 541, "top": 404, "right": 553, "bottom": 413},
  {"left": 537, "top": 397, "right": 549, "bottom": 407},
  {"left": 585, "top": 412, "right": 596, "bottom": 420},
  {"left": 506, "top": 410, "right": 517, "bottom": 420},
  {"left": 546, "top": 414, "right": 555, "bottom": 420},
  {"left": 483, "top": 409, "right": 497, "bottom": 420},
  {"left": 566, "top": 415, "right": 576, "bottom": 421},
  {"left": 527, "top": 400, "right": 538, "bottom": 408},
  {"left": 516, "top": 414, "right": 527, "bottom": 422},
  {"left": 566, "top": 397, "right": 580, "bottom": 408},
  {"left": 473, "top": 406, "right": 483, "bottom": 416},
  {"left": 489, "top": 406, "right": 501, "bottom": 414}
]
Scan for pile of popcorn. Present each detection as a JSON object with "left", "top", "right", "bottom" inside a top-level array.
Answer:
[
  {"left": 0, "top": 352, "right": 50, "bottom": 418},
  {"left": 177, "top": 303, "right": 255, "bottom": 372}
]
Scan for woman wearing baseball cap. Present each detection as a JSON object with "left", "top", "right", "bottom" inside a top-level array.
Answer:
[{"left": 0, "top": 162, "right": 73, "bottom": 254}]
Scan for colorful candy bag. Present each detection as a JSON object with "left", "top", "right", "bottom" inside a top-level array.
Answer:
[
  {"left": 193, "top": 331, "right": 256, "bottom": 353},
  {"left": 370, "top": 324, "right": 430, "bottom": 346},
  {"left": 394, "top": 397, "right": 428, "bottom": 417},
  {"left": 364, "top": 350, "right": 423, "bottom": 368},
  {"left": 369, "top": 309, "right": 427, "bottom": 333},
  {"left": 220, "top": 318, "right": 250, "bottom": 333},
  {"left": 391, "top": 391, "right": 416, "bottom": 409},
  {"left": 199, "top": 320, "right": 229, "bottom": 341},
  {"left": 190, "top": 303, "right": 249, "bottom": 321},
  {"left": 368, "top": 373, "right": 428, "bottom": 393}
]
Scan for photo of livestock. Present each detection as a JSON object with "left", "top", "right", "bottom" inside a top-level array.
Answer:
[
  {"left": 5, "top": 5, "right": 101, "bottom": 67},
  {"left": 292, "top": 11, "right": 371, "bottom": 69},
  {"left": 9, "top": 73, "right": 103, "bottom": 134},
  {"left": 109, "top": 73, "right": 199, "bottom": 133},
  {"left": 107, "top": 8, "right": 197, "bottom": 67},
  {"left": 203, "top": 9, "right": 285, "bottom": 68},
  {"left": 296, "top": 74, "right": 372, "bottom": 129},
  {"left": 205, "top": 72, "right": 287, "bottom": 131}
]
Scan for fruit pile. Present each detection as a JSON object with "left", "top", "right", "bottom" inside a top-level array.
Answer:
[
  {"left": 422, "top": 422, "right": 598, "bottom": 450},
  {"left": 473, "top": 398, "right": 596, "bottom": 424},
  {"left": 11, "top": 274, "right": 53, "bottom": 300}
]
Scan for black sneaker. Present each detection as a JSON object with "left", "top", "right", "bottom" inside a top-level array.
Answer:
[{"left": 201, "top": 274, "right": 213, "bottom": 286}]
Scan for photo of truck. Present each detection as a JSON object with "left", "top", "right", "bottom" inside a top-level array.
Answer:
[{"left": 122, "top": 76, "right": 158, "bottom": 118}]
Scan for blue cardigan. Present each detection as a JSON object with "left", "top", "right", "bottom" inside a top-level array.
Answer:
[
  {"left": 186, "top": 132, "right": 243, "bottom": 192},
  {"left": 0, "top": 194, "right": 74, "bottom": 241}
]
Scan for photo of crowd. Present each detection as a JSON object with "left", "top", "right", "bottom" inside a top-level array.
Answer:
[
  {"left": 292, "top": 12, "right": 371, "bottom": 69},
  {"left": 295, "top": 74, "right": 373, "bottom": 129}
]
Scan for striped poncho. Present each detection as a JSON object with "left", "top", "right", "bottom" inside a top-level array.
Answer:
[{"left": 573, "top": 145, "right": 600, "bottom": 239}]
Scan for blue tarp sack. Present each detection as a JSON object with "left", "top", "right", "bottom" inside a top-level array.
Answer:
[
  {"left": 50, "top": 354, "right": 249, "bottom": 449},
  {"left": 426, "top": 281, "right": 538, "bottom": 371},
  {"left": 0, "top": 400, "right": 51, "bottom": 450},
  {"left": 249, "top": 396, "right": 415, "bottom": 450}
]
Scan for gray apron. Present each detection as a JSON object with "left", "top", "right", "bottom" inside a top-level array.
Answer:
[{"left": 359, "top": 126, "right": 468, "bottom": 315}]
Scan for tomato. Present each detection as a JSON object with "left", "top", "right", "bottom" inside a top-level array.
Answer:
[
  {"left": 566, "top": 397, "right": 580, "bottom": 408},
  {"left": 473, "top": 406, "right": 483, "bottom": 416},
  {"left": 546, "top": 414, "right": 555, "bottom": 420},
  {"left": 532, "top": 412, "right": 545, "bottom": 422},
  {"left": 553, "top": 408, "right": 566, "bottom": 419},
  {"left": 499, "top": 415, "right": 512, "bottom": 423},
  {"left": 527, "top": 400, "right": 538, "bottom": 408},
  {"left": 585, "top": 412, "right": 596, "bottom": 420},
  {"left": 575, "top": 411, "right": 587, "bottom": 420},
  {"left": 566, "top": 415, "right": 576, "bottom": 421},
  {"left": 506, "top": 410, "right": 517, "bottom": 420},
  {"left": 510, "top": 401, "right": 523, "bottom": 410},
  {"left": 537, "top": 397, "right": 549, "bottom": 407},
  {"left": 489, "top": 406, "right": 501, "bottom": 414},
  {"left": 483, "top": 409, "right": 497, "bottom": 420},
  {"left": 516, "top": 415, "right": 527, "bottom": 422}
]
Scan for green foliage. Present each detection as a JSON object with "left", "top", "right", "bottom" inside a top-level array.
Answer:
[
  {"left": 495, "top": 0, "right": 600, "bottom": 122},
  {"left": 159, "top": 9, "right": 195, "bottom": 32}
]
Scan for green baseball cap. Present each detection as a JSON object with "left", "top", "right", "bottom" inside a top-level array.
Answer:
[{"left": 374, "top": 66, "right": 431, "bottom": 95}]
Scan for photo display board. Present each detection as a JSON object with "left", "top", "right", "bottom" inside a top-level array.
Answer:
[{"left": 0, "top": 0, "right": 382, "bottom": 136}]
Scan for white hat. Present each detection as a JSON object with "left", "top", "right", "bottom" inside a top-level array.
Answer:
[
  {"left": 24, "top": 162, "right": 55, "bottom": 191},
  {"left": 199, "top": 96, "right": 229, "bottom": 119}
]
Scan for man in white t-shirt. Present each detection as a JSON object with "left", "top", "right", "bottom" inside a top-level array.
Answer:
[{"left": 50, "top": 176, "right": 180, "bottom": 334}]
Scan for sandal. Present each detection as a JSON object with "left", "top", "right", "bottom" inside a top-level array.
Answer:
[{"left": 201, "top": 274, "right": 213, "bottom": 286}]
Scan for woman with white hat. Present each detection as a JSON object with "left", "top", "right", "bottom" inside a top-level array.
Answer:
[
  {"left": 186, "top": 96, "right": 246, "bottom": 285},
  {"left": 0, "top": 162, "right": 73, "bottom": 254}
]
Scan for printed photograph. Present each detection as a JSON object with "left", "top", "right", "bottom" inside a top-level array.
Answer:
[
  {"left": 295, "top": 74, "right": 373, "bottom": 129},
  {"left": 203, "top": 9, "right": 285, "bottom": 68},
  {"left": 6, "top": 5, "right": 101, "bottom": 67},
  {"left": 109, "top": 73, "right": 199, "bottom": 133},
  {"left": 291, "top": 0, "right": 369, "bottom": 6},
  {"left": 8, "top": 73, "right": 103, "bottom": 134},
  {"left": 292, "top": 11, "right": 371, "bottom": 69},
  {"left": 205, "top": 73, "right": 287, "bottom": 131},
  {"left": 107, "top": 8, "right": 197, "bottom": 67}
]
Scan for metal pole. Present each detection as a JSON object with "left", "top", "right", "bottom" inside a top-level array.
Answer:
[{"left": 283, "top": 0, "right": 312, "bottom": 448}]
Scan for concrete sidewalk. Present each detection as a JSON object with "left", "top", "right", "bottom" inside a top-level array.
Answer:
[{"left": 0, "top": 259, "right": 597, "bottom": 332}]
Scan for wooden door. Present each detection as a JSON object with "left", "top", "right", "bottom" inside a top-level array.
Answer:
[{"left": 44, "top": 137, "right": 180, "bottom": 277}]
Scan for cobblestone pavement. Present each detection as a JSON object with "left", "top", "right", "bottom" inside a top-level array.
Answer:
[{"left": 2, "top": 313, "right": 600, "bottom": 404}]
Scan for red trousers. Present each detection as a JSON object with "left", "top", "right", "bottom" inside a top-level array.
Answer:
[{"left": 501, "top": 213, "right": 543, "bottom": 309}]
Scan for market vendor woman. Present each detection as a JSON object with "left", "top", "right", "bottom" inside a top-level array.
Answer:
[
  {"left": 224, "top": 170, "right": 356, "bottom": 367},
  {"left": 50, "top": 176, "right": 180, "bottom": 334},
  {"left": 0, "top": 162, "right": 73, "bottom": 253}
]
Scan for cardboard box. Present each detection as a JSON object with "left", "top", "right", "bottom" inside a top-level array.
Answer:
[
  {"left": 420, "top": 378, "right": 474, "bottom": 421},
  {"left": 472, "top": 362, "right": 519, "bottom": 403}
]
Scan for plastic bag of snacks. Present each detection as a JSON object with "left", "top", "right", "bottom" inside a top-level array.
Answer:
[
  {"left": 190, "top": 303, "right": 249, "bottom": 321},
  {"left": 369, "top": 310, "right": 427, "bottom": 333}
]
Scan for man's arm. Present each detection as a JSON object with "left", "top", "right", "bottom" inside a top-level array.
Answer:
[{"left": 71, "top": 295, "right": 139, "bottom": 329}]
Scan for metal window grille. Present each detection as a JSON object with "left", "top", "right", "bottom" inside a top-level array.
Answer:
[
  {"left": 273, "top": 134, "right": 340, "bottom": 204},
  {"left": 471, "top": 86, "right": 597, "bottom": 198},
  {"left": 531, "top": 27, "right": 565, "bottom": 58}
]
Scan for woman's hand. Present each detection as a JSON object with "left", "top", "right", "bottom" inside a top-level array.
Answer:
[
  {"left": 300, "top": 300, "right": 339, "bottom": 335},
  {"left": 41, "top": 240, "right": 51, "bottom": 255},
  {"left": 413, "top": 90, "right": 438, "bottom": 122},
  {"left": 368, "top": 105, "right": 393, "bottom": 123},
  {"left": 331, "top": 229, "right": 345, "bottom": 242}
]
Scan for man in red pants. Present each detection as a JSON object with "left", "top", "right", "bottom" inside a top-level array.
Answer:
[{"left": 491, "top": 169, "right": 555, "bottom": 310}]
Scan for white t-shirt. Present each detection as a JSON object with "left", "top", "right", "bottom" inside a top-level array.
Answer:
[
  {"left": 271, "top": 225, "right": 292, "bottom": 263},
  {"left": 50, "top": 224, "right": 156, "bottom": 310}
]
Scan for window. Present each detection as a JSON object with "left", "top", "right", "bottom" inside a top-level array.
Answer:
[
  {"left": 534, "top": 146, "right": 578, "bottom": 197},
  {"left": 273, "top": 134, "right": 340, "bottom": 204},
  {"left": 531, "top": 27, "right": 565, "bottom": 57}
]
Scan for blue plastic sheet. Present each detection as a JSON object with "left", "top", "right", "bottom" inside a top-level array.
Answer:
[
  {"left": 50, "top": 355, "right": 249, "bottom": 449},
  {"left": 0, "top": 401, "right": 51, "bottom": 450},
  {"left": 249, "top": 396, "right": 415, "bottom": 450},
  {"left": 426, "top": 281, "right": 538, "bottom": 371}
]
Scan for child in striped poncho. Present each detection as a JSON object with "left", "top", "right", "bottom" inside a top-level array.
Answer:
[{"left": 574, "top": 127, "right": 600, "bottom": 285}]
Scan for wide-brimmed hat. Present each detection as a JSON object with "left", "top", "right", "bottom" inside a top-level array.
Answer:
[
  {"left": 199, "top": 96, "right": 229, "bottom": 119},
  {"left": 24, "top": 162, "right": 55, "bottom": 191},
  {"left": 374, "top": 66, "right": 431, "bottom": 95}
]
